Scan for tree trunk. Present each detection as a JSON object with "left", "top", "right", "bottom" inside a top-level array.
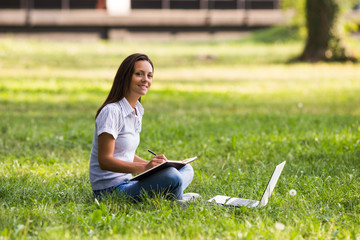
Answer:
[{"left": 298, "top": 0, "right": 357, "bottom": 62}]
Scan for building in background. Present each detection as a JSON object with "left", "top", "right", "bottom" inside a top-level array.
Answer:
[
  {"left": 0, "top": 1, "right": 358, "bottom": 41},
  {"left": 0, "top": 0, "right": 281, "bottom": 10},
  {"left": 0, "top": 0, "right": 331, "bottom": 41}
]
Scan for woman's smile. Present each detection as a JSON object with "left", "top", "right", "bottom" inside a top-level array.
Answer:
[{"left": 128, "top": 60, "right": 153, "bottom": 100}]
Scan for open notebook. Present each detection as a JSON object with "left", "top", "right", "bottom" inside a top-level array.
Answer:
[{"left": 130, "top": 157, "right": 197, "bottom": 181}]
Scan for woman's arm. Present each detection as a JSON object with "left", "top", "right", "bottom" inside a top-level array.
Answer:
[
  {"left": 134, "top": 155, "right": 149, "bottom": 164},
  {"left": 98, "top": 133, "right": 167, "bottom": 174}
]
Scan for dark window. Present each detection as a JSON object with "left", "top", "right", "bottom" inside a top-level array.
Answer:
[
  {"left": 70, "top": 0, "right": 97, "bottom": 9},
  {"left": 34, "top": 0, "right": 62, "bottom": 9},
  {"left": 31, "top": 0, "right": 97, "bottom": 9},
  {"left": 209, "top": 0, "right": 236, "bottom": 9},
  {"left": 248, "top": 0, "right": 278, "bottom": 9},
  {"left": 171, "top": 0, "right": 200, "bottom": 9},
  {"left": 132, "top": 0, "right": 162, "bottom": 9},
  {"left": 0, "top": 0, "right": 21, "bottom": 8}
]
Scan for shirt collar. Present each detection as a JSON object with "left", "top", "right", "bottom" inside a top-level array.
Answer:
[
  {"left": 118, "top": 98, "right": 144, "bottom": 116},
  {"left": 135, "top": 101, "right": 144, "bottom": 116}
]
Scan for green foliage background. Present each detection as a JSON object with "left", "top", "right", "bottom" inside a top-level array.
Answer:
[{"left": 281, "top": 0, "right": 359, "bottom": 36}]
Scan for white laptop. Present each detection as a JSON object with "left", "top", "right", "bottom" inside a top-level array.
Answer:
[{"left": 207, "top": 161, "right": 286, "bottom": 208}]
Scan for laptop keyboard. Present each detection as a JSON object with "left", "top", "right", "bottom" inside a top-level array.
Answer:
[{"left": 226, "top": 198, "right": 252, "bottom": 206}]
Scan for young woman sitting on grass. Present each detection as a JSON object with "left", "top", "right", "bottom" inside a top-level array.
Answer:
[{"left": 89, "top": 53, "right": 197, "bottom": 203}]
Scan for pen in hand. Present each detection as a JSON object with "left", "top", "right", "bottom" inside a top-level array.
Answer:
[
  {"left": 148, "top": 149, "right": 157, "bottom": 156},
  {"left": 148, "top": 149, "right": 167, "bottom": 164},
  {"left": 148, "top": 149, "right": 168, "bottom": 167}
]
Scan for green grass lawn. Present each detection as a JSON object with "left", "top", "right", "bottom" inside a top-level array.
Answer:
[{"left": 0, "top": 30, "right": 360, "bottom": 239}]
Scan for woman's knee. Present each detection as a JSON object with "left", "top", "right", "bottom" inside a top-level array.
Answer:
[
  {"left": 160, "top": 167, "right": 183, "bottom": 187},
  {"left": 181, "top": 164, "right": 194, "bottom": 178}
]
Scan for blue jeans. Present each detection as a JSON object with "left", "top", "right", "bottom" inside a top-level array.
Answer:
[{"left": 93, "top": 164, "right": 194, "bottom": 200}]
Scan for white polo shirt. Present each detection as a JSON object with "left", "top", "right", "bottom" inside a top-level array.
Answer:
[{"left": 89, "top": 98, "right": 144, "bottom": 190}]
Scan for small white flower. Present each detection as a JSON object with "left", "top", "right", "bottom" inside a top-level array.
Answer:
[
  {"left": 315, "top": 137, "right": 318, "bottom": 142},
  {"left": 88, "top": 229, "right": 95, "bottom": 236},
  {"left": 289, "top": 189, "right": 297, "bottom": 196},
  {"left": 94, "top": 198, "right": 100, "bottom": 207},
  {"left": 297, "top": 102, "right": 303, "bottom": 108},
  {"left": 56, "top": 171, "right": 59, "bottom": 175},
  {"left": 275, "top": 222, "right": 285, "bottom": 230},
  {"left": 213, "top": 175, "right": 216, "bottom": 179}
]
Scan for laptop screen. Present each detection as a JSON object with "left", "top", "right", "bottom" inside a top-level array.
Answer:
[{"left": 259, "top": 161, "right": 286, "bottom": 207}]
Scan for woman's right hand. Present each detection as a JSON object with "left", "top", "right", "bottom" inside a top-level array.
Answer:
[{"left": 145, "top": 154, "right": 167, "bottom": 170}]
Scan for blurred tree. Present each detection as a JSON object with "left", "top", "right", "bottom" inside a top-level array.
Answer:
[{"left": 283, "top": 0, "right": 358, "bottom": 62}]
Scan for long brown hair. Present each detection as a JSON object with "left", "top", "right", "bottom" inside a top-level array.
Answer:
[{"left": 95, "top": 53, "right": 154, "bottom": 118}]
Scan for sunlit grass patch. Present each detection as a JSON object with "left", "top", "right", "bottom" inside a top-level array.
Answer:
[{"left": 0, "top": 35, "right": 360, "bottom": 239}]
